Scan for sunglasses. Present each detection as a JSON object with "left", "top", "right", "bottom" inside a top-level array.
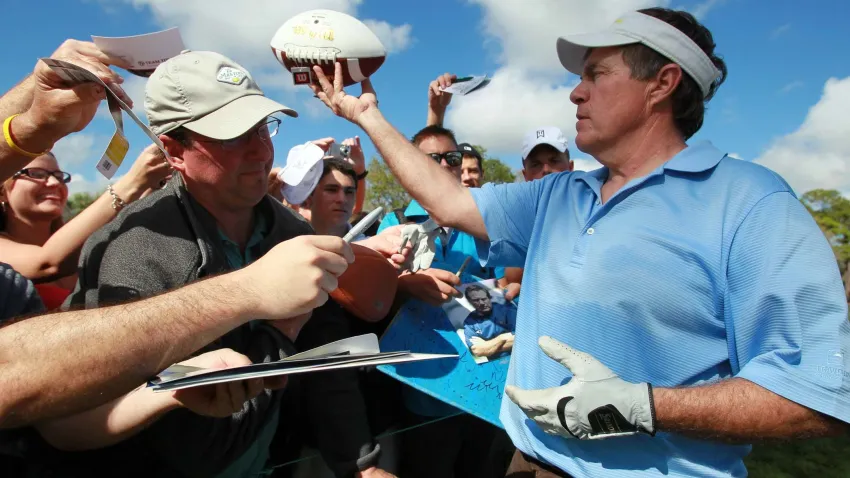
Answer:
[
  {"left": 194, "top": 117, "right": 281, "bottom": 150},
  {"left": 13, "top": 168, "right": 72, "bottom": 184},
  {"left": 428, "top": 151, "right": 463, "bottom": 167}
]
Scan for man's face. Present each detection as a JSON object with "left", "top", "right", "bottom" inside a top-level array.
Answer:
[
  {"left": 461, "top": 155, "right": 482, "bottom": 188},
  {"left": 417, "top": 135, "right": 462, "bottom": 181},
  {"left": 308, "top": 169, "right": 357, "bottom": 230},
  {"left": 570, "top": 47, "right": 651, "bottom": 157},
  {"left": 179, "top": 119, "right": 275, "bottom": 210},
  {"left": 522, "top": 145, "right": 573, "bottom": 181},
  {"left": 467, "top": 289, "right": 493, "bottom": 315}
]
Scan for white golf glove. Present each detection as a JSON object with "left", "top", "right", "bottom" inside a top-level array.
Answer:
[
  {"left": 505, "top": 336, "right": 656, "bottom": 440},
  {"left": 399, "top": 218, "right": 442, "bottom": 272}
]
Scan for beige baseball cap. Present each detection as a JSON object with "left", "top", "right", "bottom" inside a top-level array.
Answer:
[{"left": 145, "top": 50, "right": 298, "bottom": 140}]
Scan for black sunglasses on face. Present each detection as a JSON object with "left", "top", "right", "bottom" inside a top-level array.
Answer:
[
  {"left": 428, "top": 151, "right": 463, "bottom": 167},
  {"left": 13, "top": 168, "right": 72, "bottom": 184}
]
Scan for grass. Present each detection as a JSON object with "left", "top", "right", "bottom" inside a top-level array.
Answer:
[{"left": 744, "top": 435, "right": 850, "bottom": 477}]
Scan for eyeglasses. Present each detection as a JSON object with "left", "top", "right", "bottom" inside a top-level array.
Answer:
[
  {"left": 13, "top": 168, "right": 72, "bottom": 184},
  {"left": 428, "top": 151, "right": 463, "bottom": 167},
  {"left": 194, "top": 117, "right": 281, "bottom": 150}
]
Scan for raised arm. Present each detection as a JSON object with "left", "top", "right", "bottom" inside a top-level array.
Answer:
[
  {"left": 0, "top": 235, "right": 353, "bottom": 428},
  {"left": 0, "top": 145, "right": 170, "bottom": 281},
  {"left": 426, "top": 73, "right": 455, "bottom": 127},
  {"left": 309, "top": 63, "right": 488, "bottom": 239}
]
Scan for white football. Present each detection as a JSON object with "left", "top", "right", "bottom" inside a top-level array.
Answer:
[{"left": 271, "top": 9, "right": 387, "bottom": 86}]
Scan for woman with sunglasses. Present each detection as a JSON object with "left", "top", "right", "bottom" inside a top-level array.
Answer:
[{"left": 0, "top": 145, "right": 171, "bottom": 309}]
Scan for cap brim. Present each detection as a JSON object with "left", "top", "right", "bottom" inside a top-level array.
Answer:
[
  {"left": 556, "top": 31, "right": 638, "bottom": 76},
  {"left": 183, "top": 94, "right": 298, "bottom": 140}
]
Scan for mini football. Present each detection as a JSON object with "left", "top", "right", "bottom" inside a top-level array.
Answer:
[
  {"left": 330, "top": 244, "right": 398, "bottom": 322},
  {"left": 271, "top": 9, "right": 387, "bottom": 86}
]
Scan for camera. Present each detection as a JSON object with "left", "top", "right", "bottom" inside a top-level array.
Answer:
[{"left": 338, "top": 144, "right": 351, "bottom": 158}]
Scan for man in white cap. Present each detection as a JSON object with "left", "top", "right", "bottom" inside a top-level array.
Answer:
[
  {"left": 60, "top": 50, "right": 376, "bottom": 477},
  {"left": 520, "top": 126, "right": 573, "bottom": 181},
  {"left": 309, "top": 6, "right": 850, "bottom": 478}
]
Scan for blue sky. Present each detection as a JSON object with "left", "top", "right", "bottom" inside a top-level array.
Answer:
[{"left": 3, "top": 0, "right": 849, "bottom": 195}]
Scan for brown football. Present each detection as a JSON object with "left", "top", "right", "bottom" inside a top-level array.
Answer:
[{"left": 330, "top": 244, "right": 398, "bottom": 322}]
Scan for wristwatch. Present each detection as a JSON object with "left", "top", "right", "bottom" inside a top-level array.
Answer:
[{"left": 356, "top": 170, "right": 368, "bottom": 181}]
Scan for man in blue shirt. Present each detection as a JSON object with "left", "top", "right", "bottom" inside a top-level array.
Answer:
[
  {"left": 463, "top": 285, "right": 516, "bottom": 359},
  {"left": 308, "top": 6, "right": 850, "bottom": 478}
]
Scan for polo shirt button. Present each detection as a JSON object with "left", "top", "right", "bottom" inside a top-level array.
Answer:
[{"left": 587, "top": 227, "right": 595, "bottom": 235}]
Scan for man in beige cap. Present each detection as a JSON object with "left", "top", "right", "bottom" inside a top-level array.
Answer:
[{"left": 60, "top": 50, "right": 317, "bottom": 477}]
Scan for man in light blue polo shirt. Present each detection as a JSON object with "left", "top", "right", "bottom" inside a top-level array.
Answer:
[{"left": 308, "top": 6, "right": 850, "bottom": 477}]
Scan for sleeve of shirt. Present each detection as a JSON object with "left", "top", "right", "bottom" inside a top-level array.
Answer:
[
  {"left": 463, "top": 320, "right": 476, "bottom": 348},
  {"left": 0, "top": 263, "right": 45, "bottom": 322},
  {"left": 469, "top": 180, "right": 544, "bottom": 269},
  {"left": 726, "top": 191, "right": 850, "bottom": 423}
]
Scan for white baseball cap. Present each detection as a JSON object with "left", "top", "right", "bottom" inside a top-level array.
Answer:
[
  {"left": 279, "top": 142, "right": 325, "bottom": 205},
  {"left": 521, "top": 126, "right": 569, "bottom": 161},
  {"left": 556, "top": 11, "right": 721, "bottom": 98}
]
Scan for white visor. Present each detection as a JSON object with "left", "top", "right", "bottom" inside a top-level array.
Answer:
[{"left": 557, "top": 11, "right": 721, "bottom": 98}]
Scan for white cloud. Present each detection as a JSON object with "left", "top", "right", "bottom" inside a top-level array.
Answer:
[
  {"left": 779, "top": 80, "right": 804, "bottom": 95},
  {"left": 470, "top": 0, "right": 665, "bottom": 77},
  {"left": 448, "top": 0, "right": 665, "bottom": 159},
  {"left": 446, "top": 66, "right": 578, "bottom": 153},
  {"left": 67, "top": 172, "right": 116, "bottom": 195},
  {"left": 362, "top": 20, "right": 414, "bottom": 54},
  {"left": 574, "top": 157, "right": 603, "bottom": 171},
  {"left": 689, "top": 0, "right": 725, "bottom": 20},
  {"left": 770, "top": 23, "right": 791, "bottom": 39},
  {"left": 728, "top": 152, "right": 742, "bottom": 160},
  {"left": 51, "top": 133, "right": 100, "bottom": 167},
  {"left": 755, "top": 76, "right": 850, "bottom": 196}
]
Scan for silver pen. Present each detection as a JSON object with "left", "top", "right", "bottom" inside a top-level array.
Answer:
[{"left": 343, "top": 207, "right": 384, "bottom": 243}]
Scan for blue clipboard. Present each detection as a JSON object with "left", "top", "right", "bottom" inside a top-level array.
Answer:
[{"left": 377, "top": 299, "right": 510, "bottom": 428}]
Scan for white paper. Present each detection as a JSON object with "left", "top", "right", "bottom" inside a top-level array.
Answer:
[
  {"left": 441, "top": 75, "right": 491, "bottom": 96},
  {"left": 92, "top": 28, "right": 185, "bottom": 78},
  {"left": 148, "top": 334, "right": 458, "bottom": 392}
]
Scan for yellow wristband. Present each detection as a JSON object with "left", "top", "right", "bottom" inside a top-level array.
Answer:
[{"left": 3, "top": 114, "right": 49, "bottom": 159}]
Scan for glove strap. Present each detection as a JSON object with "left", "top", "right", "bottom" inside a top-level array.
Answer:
[{"left": 646, "top": 383, "right": 658, "bottom": 437}]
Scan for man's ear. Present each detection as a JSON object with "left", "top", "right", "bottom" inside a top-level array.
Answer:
[
  {"left": 568, "top": 160, "right": 575, "bottom": 172},
  {"left": 521, "top": 168, "right": 530, "bottom": 181},
  {"left": 647, "top": 63, "right": 683, "bottom": 109},
  {"left": 159, "top": 134, "right": 186, "bottom": 173}
]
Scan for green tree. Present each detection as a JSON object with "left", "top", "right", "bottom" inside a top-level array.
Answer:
[
  {"left": 471, "top": 145, "right": 517, "bottom": 185},
  {"left": 800, "top": 188, "right": 850, "bottom": 301},
  {"left": 363, "top": 157, "right": 411, "bottom": 212},
  {"left": 63, "top": 191, "right": 100, "bottom": 221}
]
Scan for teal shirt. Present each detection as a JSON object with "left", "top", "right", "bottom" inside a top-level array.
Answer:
[
  {"left": 214, "top": 211, "right": 277, "bottom": 478},
  {"left": 217, "top": 211, "right": 269, "bottom": 269},
  {"left": 378, "top": 200, "right": 505, "bottom": 282}
]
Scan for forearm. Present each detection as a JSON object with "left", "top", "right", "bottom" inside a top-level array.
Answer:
[
  {"left": 0, "top": 271, "right": 254, "bottom": 428},
  {"left": 654, "top": 377, "right": 848, "bottom": 441},
  {"left": 35, "top": 385, "right": 178, "bottom": 450},
  {"left": 356, "top": 108, "right": 484, "bottom": 236},
  {"left": 354, "top": 178, "right": 366, "bottom": 215},
  {"left": 426, "top": 105, "right": 445, "bottom": 127}
]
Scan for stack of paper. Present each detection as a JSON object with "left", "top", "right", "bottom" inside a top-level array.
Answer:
[{"left": 149, "top": 333, "right": 456, "bottom": 392}]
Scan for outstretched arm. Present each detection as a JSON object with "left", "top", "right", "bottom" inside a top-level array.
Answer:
[
  {"left": 309, "top": 63, "right": 488, "bottom": 239},
  {"left": 0, "top": 235, "right": 354, "bottom": 428},
  {"left": 35, "top": 349, "right": 265, "bottom": 451}
]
